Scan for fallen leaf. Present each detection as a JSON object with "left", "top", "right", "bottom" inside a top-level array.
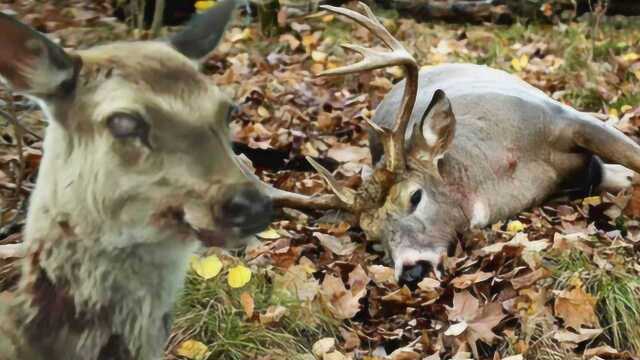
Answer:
[
  {"left": 327, "top": 143, "right": 371, "bottom": 163},
  {"left": 368, "top": 265, "right": 396, "bottom": 285},
  {"left": 511, "top": 268, "right": 551, "bottom": 289},
  {"left": 446, "top": 291, "right": 506, "bottom": 358},
  {"left": 445, "top": 321, "right": 468, "bottom": 336},
  {"left": 176, "top": 339, "right": 208, "bottom": 359},
  {"left": 256, "top": 228, "right": 281, "bottom": 239},
  {"left": 323, "top": 351, "right": 348, "bottom": 360},
  {"left": 511, "top": 55, "right": 529, "bottom": 72},
  {"left": 194, "top": 0, "right": 216, "bottom": 12},
  {"left": 506, "top": 220, "right": 525, "bottom": 233},
  {"left": 552, "top": 327, "right": 602, "bottom": 343},
  {"left": 314, "top": 232, "right": 358, "bottom": 256},
  {"left": 321, "top": 267, "right": 370, "bottom": 320},
  {"left": 312, "top": 337, "right": 336, "bottom": 357},
  {"left": 240, "top": 292, "right": 254, "bottom": 319},
  {"left": 228, "top": 264, "right": 252, "bottom": 288},
  {"left": 450, "top": 271, "right": 493, "bottom": 289},
  {"left": 190, "top": 255, "right": 223, "bottom": 280},
  {"left": 553, "top": 284, "right": 599, "bottom": 330},
  {"left": 259, "top": 305, "right": 287, "bottom": 325},
  {"left": 311, "top": 50, "right": 328, "bottom": 63}
]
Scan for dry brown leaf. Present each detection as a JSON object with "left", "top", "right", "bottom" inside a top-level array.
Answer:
[
  {"left": 368, "top": 265, "right": 396, "bottom": 285},
  {"left": 314, "top": 232, "right": 357, "bottom": 256},
  {"left": 510, "top": 268, "right": 551, "bottom": 289},
  {"left": 320, "top": 266, "right": 370, "bottom": 320},
  {"left": 326, "top": 143, "right": 371, "bottom": 163},
  {"left": 450, "top": 271, "right": 494, "bottom": 289},
  {"left": 446, "top": 291, "right": 506, "bottom": 358},
  {"left": 552, "top": 328, "right": 602, "bottom": 343},
  {"left": 312, "top": 337, "right": 336, "bottom": 357},
  {"left": 240, "top": 292, "right": 254, "bottom": 319},
  {"left": 553, "top": 285, "right": 599, "bottom": 330},
  {"left": 259, "top": 305, "right": 287, "bottom": 325},
  {"left": 381, "top": 286, "right": 413, "bottom": 303}
]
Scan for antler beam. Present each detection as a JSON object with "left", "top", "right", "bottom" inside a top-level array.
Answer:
[{"left": 319, "top": 2, "right": 419, "bottom": 174}]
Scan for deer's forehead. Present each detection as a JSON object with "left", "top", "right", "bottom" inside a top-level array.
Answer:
[{"left": 75, "top": 43, "right": 229, "bottom": 127}]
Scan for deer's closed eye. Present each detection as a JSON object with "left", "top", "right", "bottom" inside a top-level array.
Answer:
[{"left": 107, "top": 112, "right": 151, "bottom": 147}]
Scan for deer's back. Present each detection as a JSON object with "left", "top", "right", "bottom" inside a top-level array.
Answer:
[{"left": 371, "top": 63, "right": 588, "bottom": 222}]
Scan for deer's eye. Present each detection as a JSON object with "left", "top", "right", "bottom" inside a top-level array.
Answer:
[
  {"left": 107, "top": 113, "right": 150, "bottom": 146},
  {"left": 409, "top": 189, "right": 422, "bottom": 210}
]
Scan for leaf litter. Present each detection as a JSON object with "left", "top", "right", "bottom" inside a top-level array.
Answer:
[{"left": 1, "top": 1, "right": 640, "bottom": 360}]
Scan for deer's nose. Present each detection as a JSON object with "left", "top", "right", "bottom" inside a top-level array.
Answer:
[
  {"left": 220, "top": 187, "right": 273, "bottom": 236},
  {"left": 398, "top": 261, "right": 432, "bottom": 288}
]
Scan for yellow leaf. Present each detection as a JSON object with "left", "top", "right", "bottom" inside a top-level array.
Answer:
[
  {"left": 633, "top": 69, "right": 640, "bottom": 81},
  {"left": 511, "top": 55, "right": 529, "bottom": 72},
  {"left": 507, "top": 220, "right": 525, "bottom": 233},
  {"left": 228, "top": 264, "right": 252, "bottom": 288},
  {"left": 256, "top": 227, "right": 281, "bottom": 239},
  {"left": 621, "top": 105, "right": 633, "bottom": 113},
  {"left": 622, "top": 52, "right": 640, "bottom": 62},
  {"left": 583, "top": 196, "right": 601, "bottom": 206},
  {"left": 191, "top": 255, "right": 223, "bottom": 280},
  {"left": 176, "top": 339, "right": 208, "bottom": 359},
  {"left": 608, "top": 108, "right": 619, "bottom": 118},
  {"left": 322, "top": 14, "right": 335, "bottom": 22},
  {"left": 194, "top": 0, "right": 216, "bottom": 11}
]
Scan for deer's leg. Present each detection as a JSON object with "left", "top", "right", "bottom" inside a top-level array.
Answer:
[
  {"left": 600, "top": 163, "right": 638, "bottom": 193},
  {"left": 570, "top": 113, "right": 640, "bottom": 174}
]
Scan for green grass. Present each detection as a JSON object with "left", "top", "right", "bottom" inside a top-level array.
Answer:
[
  {"left": 171, "top": 267, "right": 338, "bottom": 360},
  {"left": 550, "top": 250, "right": 640, "bottom": 353}
]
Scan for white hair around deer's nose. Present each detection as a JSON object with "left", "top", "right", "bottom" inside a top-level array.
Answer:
[{"left": 393, "top": 246, "right": 444, "bottom": 283}]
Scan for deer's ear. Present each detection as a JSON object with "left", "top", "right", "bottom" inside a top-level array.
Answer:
[
  {"left": 409, "top": 89, "right": 456, "bottom": 167},
  {"left": 170, "top": 0, "right": 237, "bottom": 62},
  {"left": 0, "top": 13, "right": 78, "bottom": 96}
]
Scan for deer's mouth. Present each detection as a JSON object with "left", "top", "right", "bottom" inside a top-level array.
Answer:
[{"left": 192, "top": 227, "right": 227, "bottom": 247}]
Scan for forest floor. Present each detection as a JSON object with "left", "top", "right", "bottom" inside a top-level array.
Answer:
[{"left": 1, "top": 1, "right": 640, "bottom": 360}]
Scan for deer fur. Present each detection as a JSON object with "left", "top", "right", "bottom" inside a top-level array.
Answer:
[
  {"left": 268, "top": 3, "right": 640, "bottom": 285},
  {"left": 0, "top": 1, "right": 272, "bottom": 359}
]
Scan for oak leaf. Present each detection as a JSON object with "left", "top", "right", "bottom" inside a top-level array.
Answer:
[{"left": 553, "top": 285, "right": 599, "bottom": 330}]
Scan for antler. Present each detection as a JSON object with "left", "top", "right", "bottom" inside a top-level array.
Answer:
[
  {"left": 319, "top": 2, "right": 419, "bottom": 174},
  {"left": 239, "top": 3, "right": 420, "bottom": 215}
]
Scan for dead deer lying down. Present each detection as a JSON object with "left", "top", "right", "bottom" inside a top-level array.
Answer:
[
  {"left": 268, "top": 3, "right": 640, "bottom": 285},
  {"left": 0, "top": 0, "right": 272, "bottom": 358}
]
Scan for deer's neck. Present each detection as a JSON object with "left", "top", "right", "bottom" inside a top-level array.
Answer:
[{"left": 13, "top": 211, "right": 197, "bottom": 360}]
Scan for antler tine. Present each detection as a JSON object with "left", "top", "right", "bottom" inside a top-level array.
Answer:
[
  {"left": 319, "top": 2, "right": 419, "bottom": 173},
  {"left": 305, "top": 156, "right": 357, "bottom": 206},
  {"left": 235, "top": 154, "right": 357, "bottom": 212}
]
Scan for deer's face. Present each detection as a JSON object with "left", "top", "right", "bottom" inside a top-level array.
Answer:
[
  {"left": 359, "top": 90, "right": 462, "bottom": 283},
  {"left": 360, "top": 170, "right": 463, "bottom": 283},
  {"left": 0, "top": 1, "right": 272, "bottom": 248}
]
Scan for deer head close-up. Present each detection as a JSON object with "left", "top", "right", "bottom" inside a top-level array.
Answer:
[
  {"left": 0, "top": 0, "right": 273, "bottom": 359},
  {"left": 270, "top": 2, "right": 640, "bottom": 286}
]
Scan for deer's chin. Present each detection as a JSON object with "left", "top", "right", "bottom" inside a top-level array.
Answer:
[{"left": 192, "top": 227, "right": 228, "bottom": 247}]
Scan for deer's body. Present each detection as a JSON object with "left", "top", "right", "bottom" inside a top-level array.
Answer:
[
  {"left": 0, "top": 1, "right": 273, "bottom": 358},
  {"left": 372, "top": 63, "right": 591, "bottom": 229},
  {"left": 271, "top": 4, "right": 640, "bottom": 285}
]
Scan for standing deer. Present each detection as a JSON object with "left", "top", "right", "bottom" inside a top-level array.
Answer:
[
  {"left": 268, "top": 3, "right": 640, "bottom": 285},
  {"left": 0, "top": 0, "right": 272, "bottom": 358}
]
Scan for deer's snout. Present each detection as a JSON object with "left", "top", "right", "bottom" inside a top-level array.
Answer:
[
  {"left": 219, "top": 187, "right": 273, "bottom": 236},
  {"left": 398, "top": 261, "right": 432, "bottom": 288}
]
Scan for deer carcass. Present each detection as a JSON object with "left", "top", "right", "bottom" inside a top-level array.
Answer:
[
  {"left": 0, "top": 0, "right": 272, "bottom": 358},
  {"left": 269, "top": 3, "right": 640, "bottom": 285}
]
